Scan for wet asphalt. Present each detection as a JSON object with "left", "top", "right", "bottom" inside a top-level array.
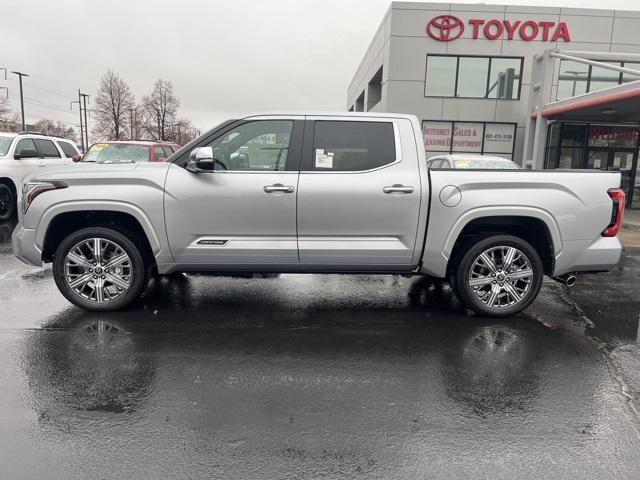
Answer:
[{"left": 1, "top": 220, "right": 640, "bottom": 479}]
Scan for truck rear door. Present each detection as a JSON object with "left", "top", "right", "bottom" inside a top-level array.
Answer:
[{"left": 296, "top": 116, "right": 424, "bottom": 269}]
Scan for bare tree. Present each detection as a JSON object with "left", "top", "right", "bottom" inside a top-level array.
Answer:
[
  {"left": 33, "top": 119, "right": 76, "bottom": 141},
  {"left": 167, "top": 117, "right": 199, "bottom": 145},
  {"left": 94, "top": 69, "right": 135, "bottom": 140},
  {"left": 139, "top": 79, "right": 179, "bottom": 141},
  {"left": 0, "top": 97, "right": 18, "bottom": 131}
]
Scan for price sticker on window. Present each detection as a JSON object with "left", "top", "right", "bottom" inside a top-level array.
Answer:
[{"left": 315, "top": 149, "right": 334, "bottom": 169}]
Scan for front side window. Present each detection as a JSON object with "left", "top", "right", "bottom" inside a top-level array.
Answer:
[
  {"left": 162, "top": 146, "right": 175, "bottom": 157},
  {"left": 425, "top": 55, "right": 522, "bottom": 99},
  {"left": 312, "top": 121, "right": 396, "bottom": 171},
  {"left": 205, "top": 120, "right": 293, "bottom": 171},
  {"left": 153, "top": 146, "right": 167, "bottom": 161},
  {"left": 34, "top": 139, "right": 61, "bottom": 159},
  {"left": 15, "top": 138, "right": 37, "bottom": 158}
]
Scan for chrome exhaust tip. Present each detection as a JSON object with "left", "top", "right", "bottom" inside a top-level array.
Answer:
[{"left": 552, "top": 273, "right": 577, "bottom": 287}]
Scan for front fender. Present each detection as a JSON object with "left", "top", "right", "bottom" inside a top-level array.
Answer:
[{"left": 34, "top": 200, "right": 162, "bottom": 254}]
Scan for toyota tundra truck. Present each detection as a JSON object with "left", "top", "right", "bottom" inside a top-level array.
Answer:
[{"left": 11, "top": 113, "right": 624, "bottom": 317}]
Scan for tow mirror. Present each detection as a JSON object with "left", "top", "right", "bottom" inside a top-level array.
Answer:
[
  {"left": 14, "top": 149, "right": 38, "bottom": 160},
  {"left": 187, "top": 147, "right": 215, "bottom": 173}
]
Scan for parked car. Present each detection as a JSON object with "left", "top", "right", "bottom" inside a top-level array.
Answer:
[
  {"left": 81, "top": 141, "right": 179, "bottom": 164},
  {"left": 427, "top": 154, "right": 520, "bottom": 170},
  {"left": 12, "top": 112, "right": 624, "bottom": 317},
  {"left": 0, "top": 131, "right": 80, "bottom": 220}
]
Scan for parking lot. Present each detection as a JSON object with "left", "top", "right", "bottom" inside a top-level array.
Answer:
[{"left": 1, "top": 220, "right": 640, "bottom": 479}]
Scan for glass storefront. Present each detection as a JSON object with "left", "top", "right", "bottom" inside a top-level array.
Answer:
[{"left": 545, "top": 123, "right": 640, "bottom": 209}]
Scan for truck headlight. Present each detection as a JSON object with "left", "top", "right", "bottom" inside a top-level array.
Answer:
[{"left": 22, "top": 181, "right": 67, "bottom": 214}]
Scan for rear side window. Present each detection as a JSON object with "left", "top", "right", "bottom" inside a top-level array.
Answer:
[
  {"left": 56, "top": 141, "right": 78, "bottom": 157},
  {"left": 312, "top": 121, "right": 396, "bottom": 171},
  {"left": 34, "top": 139, "right": 61, "bottom": 158}
]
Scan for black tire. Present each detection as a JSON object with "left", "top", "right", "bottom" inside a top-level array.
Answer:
[
  {"left": 53, "top": 227, "right": 149, "bottom": 311},
  {"left": 455, "top": 235, "right": 543, "bottom": 318},
  {"left": 0, "top": 183, "right": 15, "bottom": 221}
]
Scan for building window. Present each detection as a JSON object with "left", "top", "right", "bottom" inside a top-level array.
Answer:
[
  {"left": 367, "top": 66, "right": 383, "bottom": 111},
  {"left": 355, "top": 91, "right": 365, "bottom": 112},
  {"left": 422, "top": 120, "right": 516, "bottom": 159},
  {"left": 424, "top": 55, "right": 523, "bottom": 100},
  {"left": 557, "top": 60, "right": 640, "bottom": 100}
]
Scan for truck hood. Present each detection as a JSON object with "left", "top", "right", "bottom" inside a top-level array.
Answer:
[{"left": 24, "top": 161, "right": 172, "bottom": 185}]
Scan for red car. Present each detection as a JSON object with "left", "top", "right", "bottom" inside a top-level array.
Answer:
[{"left": 81, "top": 141, "right": 179, "bottom": 164}]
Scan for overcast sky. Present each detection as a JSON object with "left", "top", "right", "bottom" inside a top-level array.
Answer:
[{"left": 2, "top": 0, "right": 639, "bottom": 133}]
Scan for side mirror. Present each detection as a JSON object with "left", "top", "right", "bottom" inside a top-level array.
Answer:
[
  {"left": 14, "top": 149, "right": 38, "bottom": 160},
  {"left": 72, "top": 154, "right": 82, "bottom": 162},
  {"left": 186, "top": 147, "right": 215, "bottom": 173}
]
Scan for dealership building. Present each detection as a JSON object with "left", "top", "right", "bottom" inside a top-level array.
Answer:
[{"left": 347, "top": 2, "right": 640, "bottom": 208}]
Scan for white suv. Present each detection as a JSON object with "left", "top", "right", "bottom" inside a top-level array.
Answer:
[{"left": 0, "top": 132, "right": 80, "bottom": 220}]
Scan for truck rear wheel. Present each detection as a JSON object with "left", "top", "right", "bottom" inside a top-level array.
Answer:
[
  {"left": 455, "top": 235, "right": 543, "bottom": 318},
  {"left": 52, "top": 227, "right": 148, "bottom": 311},
  {"left": 0, "top": 183, "right": 15, "bottom": 221}
]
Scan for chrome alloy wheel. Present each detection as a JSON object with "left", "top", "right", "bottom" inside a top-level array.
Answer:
[
  {"left": 468, "top": 246, "right": 533, "bottom": 309},
  {"left": 64, "top": 237, "right": 132, "bottom": 303}
]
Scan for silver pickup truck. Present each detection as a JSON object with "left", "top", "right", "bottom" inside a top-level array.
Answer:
[{"left": 11, "top": 113, "right": 625, "bottom": 317}]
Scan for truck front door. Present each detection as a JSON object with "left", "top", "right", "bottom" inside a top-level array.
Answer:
[
  {"left": 164, "top": 117, "right": 303, "bottom": 267},
  {"left": 296, "top": 117, "right": 424, "bottom": 269}
]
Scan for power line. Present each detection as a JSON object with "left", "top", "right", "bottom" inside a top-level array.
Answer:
[
  {"left": 5, "top": 75, "right": 75, "bottom": 101},
  {"left": 9, "top": 95, "right": 77, "bottom": 115}
]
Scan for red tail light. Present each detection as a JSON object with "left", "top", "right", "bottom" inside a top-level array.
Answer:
[{"left": 602, "top": 188, "right": 625, "bottom": 237}]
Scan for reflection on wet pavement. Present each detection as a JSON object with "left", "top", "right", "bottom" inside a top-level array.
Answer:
[{"left": 1, "top": 219, "right": 640, "bottom": 478}]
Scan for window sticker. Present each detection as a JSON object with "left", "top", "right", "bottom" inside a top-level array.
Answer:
[{"left": 315, "top": 148, "right": 334, "bottom": 169}]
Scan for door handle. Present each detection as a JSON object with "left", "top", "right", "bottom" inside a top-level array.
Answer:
[
  {"left": 264, "top": 183, "right": 294, "bottom": 193},
  {"left": 383, "top": 184, "right": 414, "bottom": 194}
]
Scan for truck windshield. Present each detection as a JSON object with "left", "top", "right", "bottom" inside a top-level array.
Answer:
[
  {"left": 0, "top": 136, "right": 13, "bottom": 156},
  {"left": 83, "top": 143, "right": 150, "bottom": 163}
]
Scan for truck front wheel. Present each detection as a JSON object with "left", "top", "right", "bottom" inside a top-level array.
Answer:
[
  {"left": 455, "top": 235, "right": 543, "bottom": 318},
  {"left": 52, "top": 227, "right": 149, "bottom": 311},
  {"left": 0, "top": 183, "right": 15, "bottom": 221}
]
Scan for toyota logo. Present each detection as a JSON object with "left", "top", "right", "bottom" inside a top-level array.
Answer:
[{"left": 426, "top": 15, "right": 465, "bottom": 41}]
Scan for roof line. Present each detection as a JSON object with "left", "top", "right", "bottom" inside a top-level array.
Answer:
[{"left": 532, "top": 85, "right": 640, "bottom": 119}]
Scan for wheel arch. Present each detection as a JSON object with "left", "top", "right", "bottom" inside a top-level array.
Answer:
[
  {"left": 41, "top": 208, "right": 159, "bottom": 267},
  {"left": 0, "top": 176, "right": 17, "bottom": 200},
  {"left": 446, "top": 213, "right": 558, "bottom": 276}
]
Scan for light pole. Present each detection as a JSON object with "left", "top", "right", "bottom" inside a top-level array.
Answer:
[{"left": 11, "top": 71, "right": 29, "bottom": 131}]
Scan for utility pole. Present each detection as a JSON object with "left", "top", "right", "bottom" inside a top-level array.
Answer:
[
  {"left": 74, "top": 90, "right": 84, "bottom": 152},
  {"left": 128, "top": 108, "right": 136, "bottom": 140},
  {"left": 11, "top": 71, "right": 29, "bottom": 131},
  {"left": 80, "top": 93, "right": 90, "bottom": 148}
]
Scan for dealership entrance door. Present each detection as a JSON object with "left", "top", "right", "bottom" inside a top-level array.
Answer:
[{"left": 545, "top": 123, "right": 640, "bottom": 209}]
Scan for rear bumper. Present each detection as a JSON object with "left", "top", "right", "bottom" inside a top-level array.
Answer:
[
  {"left": 554, "top": 236, "right": 622, "bottom": 276},
  {"left": 11, "top": 224, "right": 42, "bottom": 267}
]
